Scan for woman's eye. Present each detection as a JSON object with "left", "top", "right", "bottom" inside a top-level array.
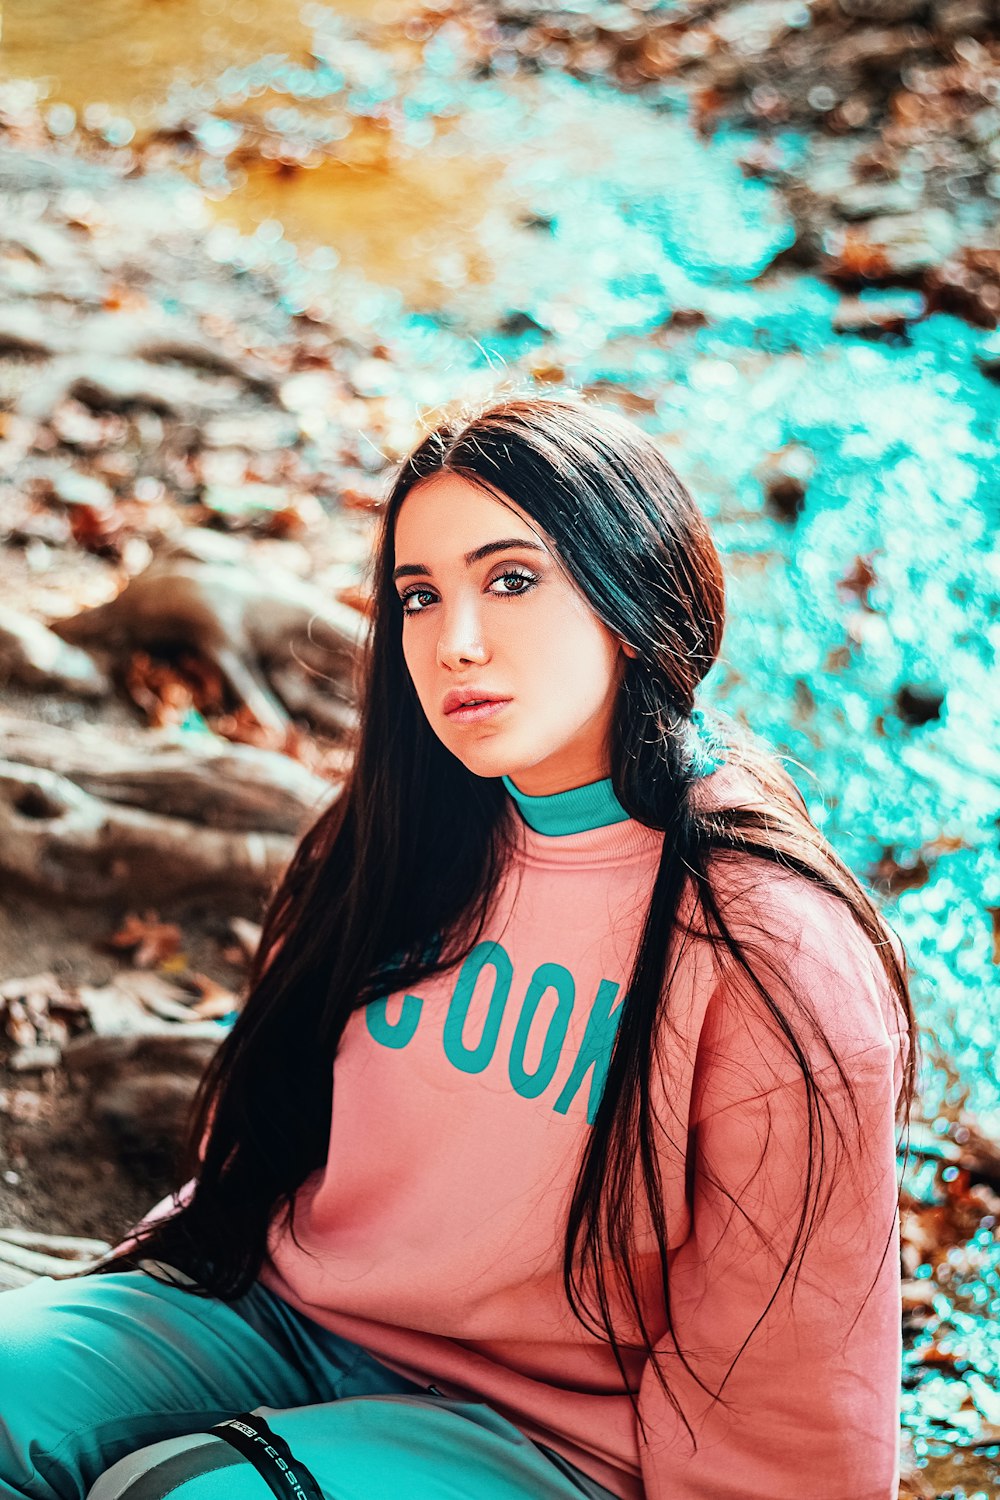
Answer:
[
  {"left": 399, "top": 569, "right": 538, "bottom": 616},
  {"left": 489, "top": 569, "right": 537, "bottom": 598},
  {"left": 399, "top": 588, "right": 434, "bottom": 616}
]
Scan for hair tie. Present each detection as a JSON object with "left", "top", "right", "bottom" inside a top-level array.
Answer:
[{"left": 687, "top": 707, "right": 727, "bottom": 778}]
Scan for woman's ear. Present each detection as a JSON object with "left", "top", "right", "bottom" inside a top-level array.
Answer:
[{"left": 620, "top": 640, "right": 639, "bottom": 660}]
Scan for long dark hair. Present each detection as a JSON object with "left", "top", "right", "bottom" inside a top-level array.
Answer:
[{"left": 86, "top": 391, "right": 919, "bottom": 1448}]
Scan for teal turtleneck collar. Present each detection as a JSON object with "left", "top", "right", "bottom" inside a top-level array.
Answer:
[
  {"left": 501, "top": 773, "right": 629, "bottom": 836},
  {"left": 501, "top": 709, "right": 726, "bottom": 837}
]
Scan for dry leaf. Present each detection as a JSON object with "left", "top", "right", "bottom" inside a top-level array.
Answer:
[
  {"left": 105, "top": 911, "right": 183, "bottom": 968},
  {"left": 186, "top": 971, "right": 239, "bottom": 1019}
]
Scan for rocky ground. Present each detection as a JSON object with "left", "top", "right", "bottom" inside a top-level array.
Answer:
[{"left": 0, "top": 107, "right": 383, "bottom": 1245}]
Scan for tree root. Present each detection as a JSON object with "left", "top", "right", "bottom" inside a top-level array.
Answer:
[
  {"left": 0, "top": 713, "right": 335, "bottom": 834},
  {"left": 0, "top": 606, "right": 111, "bottom": 697},
  {"left": 49, "top": 530, "right": 369, "bottom": 735}
]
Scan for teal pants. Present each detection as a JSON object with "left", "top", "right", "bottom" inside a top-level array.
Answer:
[{"left": 0, "top": 1269, "right": 618, "bottom": 1500}]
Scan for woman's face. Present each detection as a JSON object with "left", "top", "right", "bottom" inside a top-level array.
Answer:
[{"left": 392, "top": 470, "right": 635, "bottom": 797}]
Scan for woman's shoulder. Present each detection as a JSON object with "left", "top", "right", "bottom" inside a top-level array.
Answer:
[{"left": 686, "top": 762, "right": 909, "bottom": 1083}]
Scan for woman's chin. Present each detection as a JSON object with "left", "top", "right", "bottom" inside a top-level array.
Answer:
[{"left": 446, "top": 738, "right": 520, "bottom": 779}]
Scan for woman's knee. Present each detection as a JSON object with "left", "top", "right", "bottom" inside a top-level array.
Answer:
[
  {"left": 0, "top": 1278, "right": 103, "bottom": 1434},
  {"left": 0, "top": 1272, "right": 242, "bottom": 1500}
]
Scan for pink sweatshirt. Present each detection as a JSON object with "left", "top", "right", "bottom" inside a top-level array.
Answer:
[{"left": 252, "top": 761, "right": 909, "bottom": 1500}]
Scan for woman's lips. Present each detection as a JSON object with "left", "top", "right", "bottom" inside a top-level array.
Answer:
[{"left": 446, "top": 699, "right": 512, "bottom": 725}]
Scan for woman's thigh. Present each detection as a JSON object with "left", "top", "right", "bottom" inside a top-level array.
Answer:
[
  {"left": 0, "top": 1271, "right": 421, "bottom": 1500},
  {"left": 86, "top": 1395, "right": 608, "bottom": 1500}
]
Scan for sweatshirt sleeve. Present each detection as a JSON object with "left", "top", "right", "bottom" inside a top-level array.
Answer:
[{"left": 637, "top": 921, "right": 907, "bottom": 1500}]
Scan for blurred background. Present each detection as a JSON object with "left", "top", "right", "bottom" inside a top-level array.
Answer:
[{"left": 0, "top": 1, "right": 998, "bottom": 1494}]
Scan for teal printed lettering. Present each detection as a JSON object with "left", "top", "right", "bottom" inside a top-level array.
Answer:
[
  {"left": 364, "top": 942, "right": 627, "bottom": 1127},
  {"left": 508, "top": 962, "right": 575, "bottom": 1099},
  {"left": 553, "top": 978, "right": 625, "bottom": 1125},
  {"left": 365, "top": 993, "right": 423, "bottom": 1048},
  {"left": 442, "top": 940, "right": 513, "bottom": 1074}
]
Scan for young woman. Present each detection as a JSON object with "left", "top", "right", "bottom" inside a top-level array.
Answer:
[{"left": 0, "top": 393, "right": 918, "bottom": 1500}]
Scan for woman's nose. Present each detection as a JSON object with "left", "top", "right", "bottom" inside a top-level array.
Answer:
[{"left": 435, "top": 601, "right": 489, "bottom": 669}]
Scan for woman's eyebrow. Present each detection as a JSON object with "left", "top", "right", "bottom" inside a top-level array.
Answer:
[{"left": 393, "top": 537, "right": 549, "bottom": 582}]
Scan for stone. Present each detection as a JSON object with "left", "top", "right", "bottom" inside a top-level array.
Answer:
[
  {"left": 931, "top": 0, "right": 992, "bottom": 32},
  {"left": 833, "top": 291, "right": 927, "bottom": 333}
]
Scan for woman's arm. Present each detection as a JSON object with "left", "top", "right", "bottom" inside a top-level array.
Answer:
[{"left": 637, "top": 1033, "right": 904, "bottom": 1500}]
